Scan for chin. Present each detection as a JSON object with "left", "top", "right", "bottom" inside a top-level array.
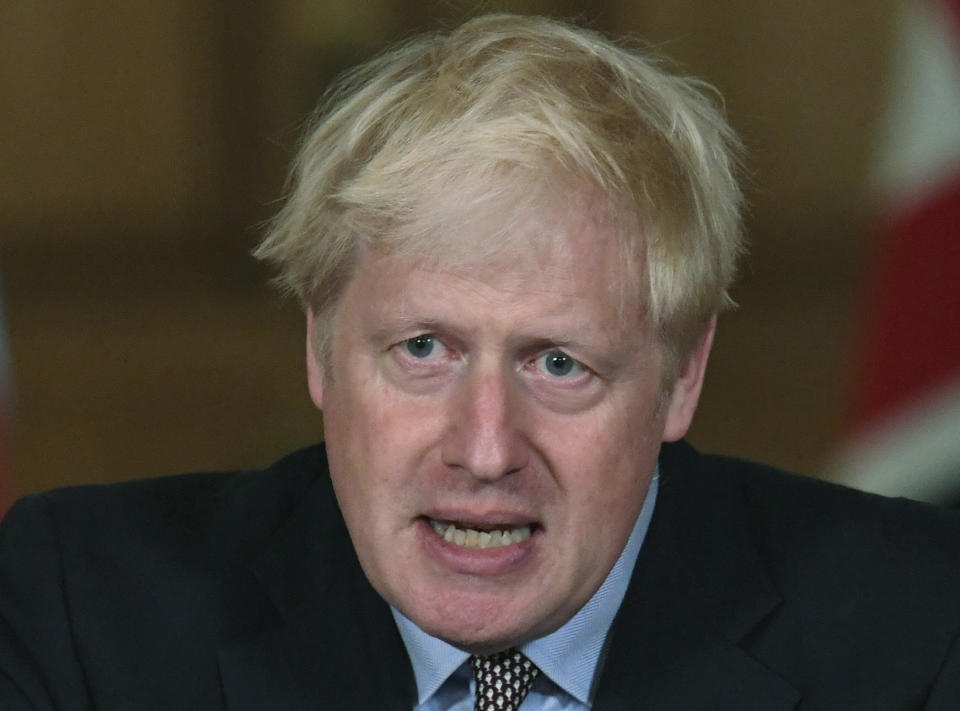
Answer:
[
  {"left": 401, "top": 590, "right": 557, "bottom": 653},
  {"left": 426, "top": 620, "right": 531, "bottom": 655}
]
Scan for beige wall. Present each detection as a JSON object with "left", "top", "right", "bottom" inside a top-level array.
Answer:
[{"left": 1, "top": 0, "right": 902, "bottom": 497}]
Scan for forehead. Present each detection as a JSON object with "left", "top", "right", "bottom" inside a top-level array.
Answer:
[
  {"left": 366, "top": 180, "right": 644, "bottom": 308},
  {"left": 336, "top": 189, "right": 648, "bottom": 350}
]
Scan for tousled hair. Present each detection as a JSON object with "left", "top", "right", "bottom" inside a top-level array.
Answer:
[{"left": 255, "top": 13, "right": 745, "bottom": 383}]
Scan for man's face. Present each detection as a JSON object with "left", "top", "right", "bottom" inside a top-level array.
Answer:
[{"left": 308, "top": 191, "right": 710, "bottom": 652}]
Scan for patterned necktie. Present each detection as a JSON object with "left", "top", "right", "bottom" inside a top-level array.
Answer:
[{"left": 470, "top": 649, "right": 540, "bottom": 711}]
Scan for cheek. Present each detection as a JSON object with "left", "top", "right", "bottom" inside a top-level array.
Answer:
[
  {"left": 364, "top": 389, "right": 448, "bottom": 463},
  {"left": 325, "top": 378, "right": 447, "bottom": 493},
  {"left": 327, "top": 371, "right": 420, "bottom": 442},
  {"left": 551, "top": 402, "right": 661, "bottom": 520},
  {"left": 552, "top": 393, "right": 662, "bottom": 465}
]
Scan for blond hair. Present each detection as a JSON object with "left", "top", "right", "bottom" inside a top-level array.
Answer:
[{"left": 255, "top": 14, "right": 745, "bottom": 380}]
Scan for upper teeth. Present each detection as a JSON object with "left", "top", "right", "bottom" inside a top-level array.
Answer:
[{"left": 430, "top": 520, "right": 532, "bottom": 548}]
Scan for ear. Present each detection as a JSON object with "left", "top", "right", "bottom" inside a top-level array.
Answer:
[
  {"left": 662, "top": 315, "right": 716, "bottom": 442},
  {"left": 305, "top": 308, "right": 326, "bottom": 411}
]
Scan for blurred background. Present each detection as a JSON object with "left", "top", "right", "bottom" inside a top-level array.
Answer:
[{"left": 2, "top": 0, "right": 959, "bottom": 509}]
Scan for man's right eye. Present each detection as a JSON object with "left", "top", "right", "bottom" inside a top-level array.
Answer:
[{"left": 404, "top": 335, "right": 442, "bottom": 359}]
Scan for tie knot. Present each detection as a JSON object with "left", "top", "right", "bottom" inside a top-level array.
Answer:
[{"left": 470, "top": 649, "right": 540, "bottom": 711}]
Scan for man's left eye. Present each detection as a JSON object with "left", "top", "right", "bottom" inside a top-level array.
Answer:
[
  {"left": 404, "top": 335, "right": 445, "bottom": 359},
  {"left": 536, "top": 350, "right": 584, "bottom": 378}
]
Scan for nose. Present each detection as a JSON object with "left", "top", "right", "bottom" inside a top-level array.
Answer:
[{"left": 440, "top": 363, "right": 529, "bottom": 481}]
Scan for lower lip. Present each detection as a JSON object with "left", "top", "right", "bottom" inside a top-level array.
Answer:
[{"left": 417, "top": 518, "right": 538, "bottom": 576}]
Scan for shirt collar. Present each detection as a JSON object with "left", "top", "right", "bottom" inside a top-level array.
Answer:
[{"left": 392, "top": 470, "right": 659, "bottom": 706}]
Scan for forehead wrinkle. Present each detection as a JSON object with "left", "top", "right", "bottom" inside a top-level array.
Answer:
[{"left": 396, "top": 173, "right": 633, "bottom": 272}]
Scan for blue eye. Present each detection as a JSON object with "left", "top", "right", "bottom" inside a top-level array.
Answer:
[
  {"left": 540, "top": 350, "right": 581, "bottom": 377},
  {"left": 405, "top": 335, "right": 437, "bottom": 359}
]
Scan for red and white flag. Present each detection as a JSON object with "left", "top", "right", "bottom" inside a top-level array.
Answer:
[{"left": 833, "top": 0, "right": 960, "bottom": 502}]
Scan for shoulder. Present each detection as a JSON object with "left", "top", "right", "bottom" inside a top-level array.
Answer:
[
  {"left": 1, "top": 443, "right": 334, "bottom": 578},
  {"left": 661, "top": 439, "right": 960, "bottom": 565},
  {"left": 0, "top": 446, "right": 338, "bottom": 709},
  {"left": 658, "top": 441, "right": 960, "bottom": 699},
  {"left": 696, "top": 446, "right": 960, "bottom": 572},
  {"left": 652, "top": 441, "right": 960, "bottom": 704},
  {"left": 659, "top": 439, "right": 960, "bottom": 627}
]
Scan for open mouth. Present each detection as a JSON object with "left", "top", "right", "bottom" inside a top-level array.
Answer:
[{"left": 428, "top": 518, "right": 536, "bottom": 549}]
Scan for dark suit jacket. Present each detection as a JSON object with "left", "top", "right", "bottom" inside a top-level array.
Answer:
[{"left": 1, "top": 441, "right": 959, "bottom": 710}]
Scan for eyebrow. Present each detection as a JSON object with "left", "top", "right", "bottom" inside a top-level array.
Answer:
[
  {"left": 366, "top": 313, "right": 448, "bottom": 344},
  {"left": 374, "top": 307, "right": 588, "bottom": 343}
]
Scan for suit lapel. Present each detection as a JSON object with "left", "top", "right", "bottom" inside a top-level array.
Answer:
[
  {"left": 594, "top": 442, "right": 800, "bottom": 710},
  {"left": 218, "top": 462, "right": 416, "bottom": 711}
]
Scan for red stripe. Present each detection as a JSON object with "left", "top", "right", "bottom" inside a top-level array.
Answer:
[
  {"left": 943, "top": 0, "right": 960, "bottom": 32},
  {"left": 850, "top": 172, "right": 960, "bottom": 431}
]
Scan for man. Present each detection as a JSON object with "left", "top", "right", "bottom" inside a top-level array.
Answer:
[{"left": 2, "top": 14, "right": 960, "bottom": 710}]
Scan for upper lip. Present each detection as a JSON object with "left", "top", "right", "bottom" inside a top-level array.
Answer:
[{"left": 423, "top": 508, "right": 539, "bottom": 528}]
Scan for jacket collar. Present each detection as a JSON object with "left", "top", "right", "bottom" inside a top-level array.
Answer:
[{"left": 593, "top": 441, "right": 799, "bottom": 709}]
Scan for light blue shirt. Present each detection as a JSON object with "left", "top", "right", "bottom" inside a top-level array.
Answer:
[{"left": 392, "top": 473, "right": 659, "bottom": 710}]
